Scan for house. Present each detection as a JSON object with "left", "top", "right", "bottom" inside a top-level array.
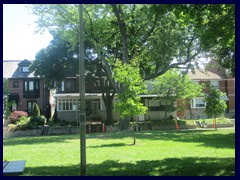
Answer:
[
  {"left": 177, "top": 59, "right": 235, "bottom": 119},
  {"left": 54, "top": 74, "right": 175, "bottom": 122},
  {"left": 53, "top": 68, "right": 120, "bottom": 122},
  {"left": 53, "top": 59, "right": 235, "bottom": 122},
  {"left": 3, "top": 60, "right": 53, "bottom": 118}
]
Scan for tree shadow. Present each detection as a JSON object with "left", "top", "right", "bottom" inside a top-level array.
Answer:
[
  {"left": 23, "top": 157, "right": 235, "bottom": 176},
  {"left": 88, "top": 143, "right": 127, "bottom": 148},
  {"left": 4, "top": 129, "right": 235, "bottom": 149},
  {"left": 131, "top": 130, "right": 235, "bottom": 149},
  {"left": 3, "top": 134, "right": 81, "bottom": 146}
]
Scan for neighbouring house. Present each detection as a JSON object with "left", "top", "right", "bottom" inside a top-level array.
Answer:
[
  {"left": 53, "top": 59, "right": 235, "bottom": 122},
  {"left": 54, "top": 75, "right": 175, "bottom": 123},
  {"left": 3, "top": 60, "right": 54, "bottom": 118},
  {"left": 53, "top": 71, "right": 118, "bottom": 123},
  {"left": 177, "top": 59, "right": 235, "bottom": 119}
]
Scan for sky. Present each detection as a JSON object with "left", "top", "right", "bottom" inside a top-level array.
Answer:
[{"left": 3, "top": 4, "right": 53, "bottom": 60}]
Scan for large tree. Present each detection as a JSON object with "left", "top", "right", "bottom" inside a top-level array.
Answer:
[
  {"left": 30, "top": 33, "right": 116, "bottom": 125},
  {"left": 28, "top": 4, "right": 235, "bottom": 122}
]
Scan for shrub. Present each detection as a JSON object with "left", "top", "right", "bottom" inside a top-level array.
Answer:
[
  {"left": 16, "top": 116, "right": 30, "bottom": 125},
  {"left": 8, "top": 111, "right": 28, "bottom": 124},
  {"left": 8, "top": 123, "right": 33, "bottom": 131},
  {"left": 32, "top": 104, "right": 40, "bottom": 117},
  {"left": 30, "top": 115, "right": 46, "bottom": 126}
]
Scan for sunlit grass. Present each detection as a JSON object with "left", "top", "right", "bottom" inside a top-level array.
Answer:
[{"left": 3, "top": 129, "right": 235, "bottom": 176}]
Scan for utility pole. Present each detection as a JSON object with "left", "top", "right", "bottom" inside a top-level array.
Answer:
[{"left": 79, "top": 4, "right": 86, "bottom": 176}]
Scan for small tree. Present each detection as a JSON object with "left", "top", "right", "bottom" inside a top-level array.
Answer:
[
  {"left": 204, "top": 86, "right": 227, "bottom": 130},
  {"left": 151, "top": 69, "right": 203, "bottom": 120},
  {"left": 113, "top": 60, "right": 147, "bottom": 131},
  {"left": 32, "top": 104, "right": 41, "bottom": 117},
  {"left": 113, "top": 60, "right": 147, "bottom": 145}
]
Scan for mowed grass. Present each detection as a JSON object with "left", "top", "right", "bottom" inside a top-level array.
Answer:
[{"left": 3, "top": 129, "right": 235, "bottom": 176}]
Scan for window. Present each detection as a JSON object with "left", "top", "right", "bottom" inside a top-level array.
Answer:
[
  {"left": 210, "top": 80, "right": 219, "bottom": 89},
  {"left": 191, "top": 97, "right": 206, "bottom": 108},
  {"left": 65, "top": 79, "right": 76, "bottom": 92},
  {"left": 29, "top": 81, "right": 34, "bottom": 91},
  {"left": 13, "top": 81, "right": 19, "bottom": 88},
  {"left": 57, "top": 98, "right": 80, "bottom": 111},
  {"left": 22, "top": 66, "right": 30, "bottom": 73},
  {"left": 23, "top": 79, "right": 40, "bottom": 98}
]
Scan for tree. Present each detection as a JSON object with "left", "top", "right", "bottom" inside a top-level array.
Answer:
[
  {"left": 29, "top": 34, "right": 79, "bottom": 88},
  {"left": 113, "top": 60, "right": 147, "bottom": 144},
  {"left": 32, "top": 104, "right": 41, "bottom": 117},
  {"left": 3, "top": 78, "right": 14, "bottom": 121},
  {"left": 151, "top": 69, "right": 203, "bottom": 120},
  {"left": 173, "top": 4, "right": 235, "bottom": 76},
  {"left": 28, "top": 4, "right": 235, "bottom": 123},
  {"left": 113, "top": 60, "right": 147, "bottom": 130},
  {"left": 204, "top": 86, "right": 227, "bottom": 130}
]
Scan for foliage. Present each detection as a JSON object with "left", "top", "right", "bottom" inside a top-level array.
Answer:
[
  {"left": 3, "top": 78, "right": 14, "bottom": 120},
  {"left": 16, "top": 116, "right": 30, "bottom": 125},
  {"left": 29, "top": 4, "right": 235, "bottom": 83},
  {"left": 8, "top": 111, "right": 28, "bottom": 124},
  {"left": 204, "top": 86, "right": 227, "bottom": 118},
  {"left": 113, "top": 60, "right": 147, "bottom": 119},
  {"left": 30, "top": 115, "right": 46, "bottom": 126},
  {"left": 151, "top": 69, "right": 203, "bottom": 119},
  {"left": 32, "top": 104, "right": 41, "bottom": 117},
  {"left": 29, "top": 34, "right": 79, "bottom": 88}
]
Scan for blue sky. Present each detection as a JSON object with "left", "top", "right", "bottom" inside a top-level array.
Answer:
[{"left": 3, "top": 4, "right": 53, "bottom": 60}]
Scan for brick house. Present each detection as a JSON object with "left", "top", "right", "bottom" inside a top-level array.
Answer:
[
  {"left": 177, "top": 59, "right": 235, "bottom": 119},
  {"left": 3, "top": 60, "right": 52, "bottom": 118}
]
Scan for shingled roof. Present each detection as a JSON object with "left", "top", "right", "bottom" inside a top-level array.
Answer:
[
  {"left": 188, "top": 69, "right": 222, "bottom": 80},
  {"left": 3, "top": 59, "right": 35, "bottom": 78}
]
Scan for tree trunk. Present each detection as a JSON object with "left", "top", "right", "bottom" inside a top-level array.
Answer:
[
  {"left": 213, "top": 116, "right": 217, "bottom": 130},
  {"left": 164, "top": 100, "right": 167, "bottom": 120},
  {"left": 102, "top": 92, "right": 115, "bottom": 125}
]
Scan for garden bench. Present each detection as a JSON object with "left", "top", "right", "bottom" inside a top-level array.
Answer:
[{"left": 3, "top": 160, "right": 26, "bottom": 176}]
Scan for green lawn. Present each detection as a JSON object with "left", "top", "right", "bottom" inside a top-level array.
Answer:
[{"left": 3, "top": 129, "right": 235, "bottom": 176}]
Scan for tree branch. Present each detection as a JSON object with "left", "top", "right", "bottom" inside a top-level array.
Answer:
[{"left": 111, "top": 4, "right": 129, "bottom": 64}]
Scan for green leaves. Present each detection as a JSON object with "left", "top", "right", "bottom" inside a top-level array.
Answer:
[
  {"left": 204, "top": 86, "right": 227, "bottom": 118},
  {"left": 113, "top": 60, "right": 147, "bottom": 118},
  {"left": 151, "top": 69, "right": 203, "bottom": 113}
]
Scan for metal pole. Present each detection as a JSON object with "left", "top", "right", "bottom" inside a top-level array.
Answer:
[{"left": 79, "top": 4, "right": 86, "bottom": 176}]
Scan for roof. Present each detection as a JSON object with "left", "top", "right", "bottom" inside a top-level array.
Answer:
[
  {"left": 3, "top": 60, "right": 21, "bottom": 78},
  {"left": 188, "top": 69, "right": 222, "bottom": 80},
  {"left": 3, "top": 60, "right": 35, "bottom": 78}
]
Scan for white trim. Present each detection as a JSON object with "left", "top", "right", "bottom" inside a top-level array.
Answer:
[{"left": 191, "top": 97, "right": 206, "bottom": 109}]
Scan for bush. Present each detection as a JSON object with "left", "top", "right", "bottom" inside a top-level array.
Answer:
[
  {"left": 7, "top": 123, "right": 32, "bottom": 131},
  {"left": 30, "top": 115, "right": 46, "bottom": 126},
  {"left": 8, "top": 111, "right": 28, "bottom": 124},
  {"left": 16, "top": 116, "right": 30, "bottom": 125},
  {"left": 32, "top": 104, "right": 41, "bottom": 117}
]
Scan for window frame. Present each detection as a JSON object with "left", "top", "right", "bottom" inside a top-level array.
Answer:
[
  {"left": 13, "top": 81, "right": 19, "bottom": 88},
  {"left": 191, "top": 97, "right": 206, "bottom": 109}
]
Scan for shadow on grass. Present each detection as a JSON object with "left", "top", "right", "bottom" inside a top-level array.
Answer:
[
  {"left": 3, "top": 134, "right": 80, "bottom": 146},
  {"left": 88, "top": 143, "right": 127, "bottom": 148},
  {"left": 4, "top": 130, "right": 235, "bottom": 149},
  {"left": 23, "top": 157, "right": 235, "bottom": 176}
]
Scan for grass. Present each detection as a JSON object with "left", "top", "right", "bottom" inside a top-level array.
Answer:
[{"left": 3, "top": 129, "right": 235, "bottom": 176}]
